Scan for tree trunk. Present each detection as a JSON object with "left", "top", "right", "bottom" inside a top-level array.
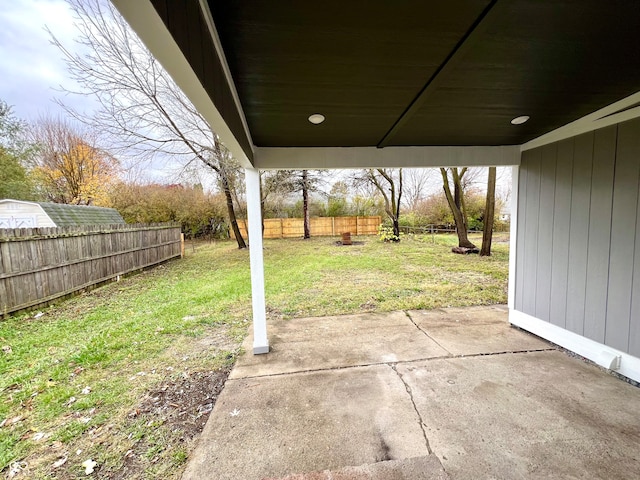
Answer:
[
  {"left": 392, "top": 218, "right": 400, "bottom": 239},
  {"left": 440, "top": 168, "right": 476, "bottom": 249},
  {"left": 370, "top": 168, "right": 402, "bottom": 242},
  {"left": 394, "top": 169, "right": 403, "bottom": 240},
  {"left": 480, "top": 167, "right": 496, "bottom": 256},
  {"left": 302, "top": 170, "right": 310, "bottom": 239},
  {"left": 221, "top": 168, "right": 246, "bottom": 249}
]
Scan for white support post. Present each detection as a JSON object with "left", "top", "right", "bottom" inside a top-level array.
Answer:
[
  {"left": 507, "top": 165, "right": 519, "bottom": 310},
  {"left": 245, "top": 168, "right": 269, "bottom": 354}
]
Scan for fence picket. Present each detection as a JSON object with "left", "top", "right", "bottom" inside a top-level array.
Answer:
[{"left": 232, "top": 216, "right": 381, "bottom": 239}]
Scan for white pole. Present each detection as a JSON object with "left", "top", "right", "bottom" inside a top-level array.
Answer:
[{"left": 245, "top": 168, "right": 269, "bottom": 354}]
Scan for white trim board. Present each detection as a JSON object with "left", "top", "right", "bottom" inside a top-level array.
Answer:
[
  {"left": 198, "top": 0, "right": 254, "bottom": 149},
  {"left": 254, "top": 145, "right": 520, "bottom": 170},
  {"left": 522, "top": 90, "right": 640, "bottom": 151},
  {"left": 507, "top": 166, "right": 519, "bottom": 309},
  {"left": 510, "top": 309, "right": 640, "bottom": 384}
]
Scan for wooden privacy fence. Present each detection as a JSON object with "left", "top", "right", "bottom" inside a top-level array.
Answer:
[
  {"left": 233, "top": 216, "right": 382, "bottom": 239},
  {"left": 0, "top": 223, "right": 182, "bottom": 316}
]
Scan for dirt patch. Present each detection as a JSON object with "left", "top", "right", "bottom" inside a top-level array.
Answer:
[
  {"left": 111, "top": 367, "right": 231, "bottom": 480},
  {"left": 266, "top": 305, "right": 285, "bottom": 321},
  {"left": 359, "top": 300, "right": 377, "bottom": 311},
  {"left": 138, "top": 368, "right": 230, "bottom": 438},
  {"left": 196, "top": 327, "right": 239, "bottom": 352},
  {"left": 435, "top": 271, "right": 495, "bottom": 285}
]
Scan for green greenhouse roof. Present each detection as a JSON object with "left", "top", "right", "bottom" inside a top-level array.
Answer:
[{"left": 37, "top": 202, "right": 125, "bottom": 227}]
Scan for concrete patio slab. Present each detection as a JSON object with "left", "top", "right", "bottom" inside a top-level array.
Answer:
[
  {"left": 262, "top": 455, "right": 449, "bottom": 480},
  {"left": 396, "top": 350, "right": 640, "bottom": 480},
  {"left": 183, "top": 306, "right": 640, "bottom": 480},
  {"left": 183, "top": 365, "right": 432, "bottom": 480},
  {"left": 231, "top": 311, "right": 449, "bottom": 379},
  {"left": 408, "top": 306, "right": 551, "bottom": 355}
]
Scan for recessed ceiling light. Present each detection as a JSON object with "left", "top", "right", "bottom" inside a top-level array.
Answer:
[
  {"left": 308, "top": 113, "right": 325, "bottom": 125},
  {"left": 511, "top": 115, "right": 530, "bottom": 125}
]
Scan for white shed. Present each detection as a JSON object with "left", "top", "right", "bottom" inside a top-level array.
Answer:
[
  {"left": 0, "top": 199, "right": 55, "bottom": 228},
  {"left": 0, "top": 199, "right": 125, "bottom": 228}
]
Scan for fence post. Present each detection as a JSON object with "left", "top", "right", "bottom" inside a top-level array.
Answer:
[{"left": 181, "top": 233, "right": 185, "bottom": 258}]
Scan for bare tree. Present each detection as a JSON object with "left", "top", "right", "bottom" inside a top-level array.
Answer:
[
  {"left": 354, "top": 169, "right": 403, "bottom": 241},
  {"left": 440, "top": 167, "right": 476, "bottom": 249},
  {"left": 459, "top": 167, "right": 484, "bottom": 192},
  {"left": 326, "top": 180, "right": 351, "bottom": 217},
  {"left": 480, "top": 167, "right": 496, "bottom": 256},
  {"left": 50, "top": 0, "right": 246, "bottom": 247},
  {"left": 260, "top": 170, "right": 291, "bottom": 221},
  {"left": 403, "top": 168, "right": 434, "bottom": 210}
]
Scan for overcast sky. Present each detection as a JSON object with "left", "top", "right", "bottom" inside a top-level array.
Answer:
[
  {"left": 0, "top": 0, "right": 93, "bottom": 120},
  {"left": 0, "top": 0, "right": 185, "bottom": 182}
]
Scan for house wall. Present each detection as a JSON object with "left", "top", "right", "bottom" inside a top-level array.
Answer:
[
  {"left": 0, "top": 201, "right": 55, "bottom": 228},
  {"left": 513, "top": 117, "right": 640, "bottom": 379}
]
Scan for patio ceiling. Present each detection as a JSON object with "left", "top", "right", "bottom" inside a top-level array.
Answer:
[
  {"left": 208, "top": 0, "right": 640, "bottom": 149},
  {"left": 124, "top": 0, "right": 640, "bottom": 167}
]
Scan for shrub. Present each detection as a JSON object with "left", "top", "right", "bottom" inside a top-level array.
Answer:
[{"left": 378, "top": 224, "right": 400, "bottom": 242}]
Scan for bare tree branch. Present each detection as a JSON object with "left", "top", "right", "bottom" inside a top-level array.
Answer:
[{"left": 51, "top": 0, "right": 246, "bottom": 247}]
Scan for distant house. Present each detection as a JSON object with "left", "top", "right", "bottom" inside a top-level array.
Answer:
[
  {"left": 499, "top": 206, "right": 511, "bottom": 223},
  {"left": 0, "top": 199, "right": 125, "bottom": 228}
]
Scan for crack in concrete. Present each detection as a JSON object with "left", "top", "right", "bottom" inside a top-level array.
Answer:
[
  {"left": 403, "top": 310, "right": 452, "bottom": 354},
  {"left": 227, "top": 357, "right": 449, "bottom": 381},
  {"left": 389, "top": 363, "right": 433, "bottom": 455},
  {"left": 229, "top": 348, "right": 558, "bottom": 381},
  {"left": 449, "top": 347, "right": 557, "bottom": 359}
]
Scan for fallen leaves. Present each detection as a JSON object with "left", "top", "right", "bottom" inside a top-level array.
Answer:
[
  {"left": 82, "top": 459, "right": 97, "bottom": 475},
  {"left": 6, "top": 461, "right": 27, "bottom": 478},
  {"left": 0, "top": 415, "right": 24, "bottom": 428},
  {"left": 52, "top": 456, "right": 68, "bottom": 468},
  {"left": 128, "top": 408, "right": 141, "bottom": 418},
  {"left": 50, "top": 455, "right": 98, "bottom": 476}
]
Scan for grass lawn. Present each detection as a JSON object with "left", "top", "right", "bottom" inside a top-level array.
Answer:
[{"left": 0, "top": 233, "right": 508, "bottom": 479}]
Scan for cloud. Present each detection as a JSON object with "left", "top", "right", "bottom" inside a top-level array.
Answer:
[{"left": 0, "top": 0, "right": 93, "bottom": 120}]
